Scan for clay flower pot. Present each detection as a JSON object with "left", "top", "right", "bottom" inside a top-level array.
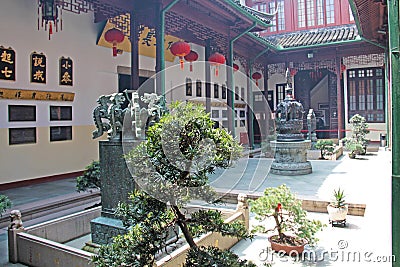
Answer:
[{"left": 268, "top": 235, "right": 306, "bottom": 256}]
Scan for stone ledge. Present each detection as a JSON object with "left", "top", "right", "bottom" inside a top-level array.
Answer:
[{"left": 215, "top": 189, "right": 366, "bottom": 216}]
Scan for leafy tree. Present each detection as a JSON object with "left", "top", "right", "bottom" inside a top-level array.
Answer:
[
  {"left": 93, "top": 102, "right": 251, "bottom": 266},
  {"left": 76, "top": 161, "right": 101, "bottom": 192},
  {"left": 314, "top": 140, "right": 335, "bottom": 159}
]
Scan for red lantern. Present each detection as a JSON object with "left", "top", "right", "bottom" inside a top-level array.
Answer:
[
  {"left": 208, "top": 52, "right": 226, "bottom": 76},
  {"left": 290, "top": 68, "right": 297, "bottom": 76},
  {"left": 170, "top": 41, "right": 191, "bottom": 70},
  {"left": 184, "top": 50, "right": 198, "bottom": 72},
  {"left": 233, "top": 63, "right": 239, "bottom": 72},
  {"left": 252, "top": 72, "right": 262, "bottom": 86},
  {"left": 104, "top": 28, "right": 125, "bottom": 57}
]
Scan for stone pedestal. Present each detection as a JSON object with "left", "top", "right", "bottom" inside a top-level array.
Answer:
[
  {"left": 270, "top": 140, "right": 312, "bottom": 175},
  {"left": 91, "top": 140, "right": 137, "bottom": 245}
]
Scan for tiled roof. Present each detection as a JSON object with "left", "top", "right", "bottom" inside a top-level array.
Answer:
[
  {"left": 231, "top": 0, "right": 276, "bottom": 25},
  {"left": 263, "top": 24, "right": 361, "bottom": 50}
]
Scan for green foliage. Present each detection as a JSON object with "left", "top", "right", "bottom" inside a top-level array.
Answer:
[
  {"left": 250, "top": 185, "right": 324, "bottom": 246},
  {"left": 76, "top": 161, "right": 101, "bottom": 192},
  {"left": 342, "top": 138, "right": 365, "bottom": 158},
  {"left": 314, "top": 140, "right": 335, "bottom": 159},
  {"left": 125, "top": 101, "right": 242, "bottom": 205},
  {"left": 183, "top": 246, "right": 257, "bottom": 267},
  {"left": 94, "top": 102, "right": 249, "bottom": 267},
  {"left": 0, "top": 195, "right": 12, "bottom": 216},
  {"left": 187, "top": 209, "right": 251, "bottom": 239},
  {"left": 343, "top": 114, "right": 369, "bottom": 157},
  {"left": 93, "top": 191, "right": 175, "bottom": 267},
  {"left": 331, "top": 188, "right": 346, "bottom": 208}
]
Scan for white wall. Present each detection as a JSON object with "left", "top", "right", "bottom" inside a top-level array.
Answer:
[{"left": 0, "top": 0, "right": 258, "bottom": 183}]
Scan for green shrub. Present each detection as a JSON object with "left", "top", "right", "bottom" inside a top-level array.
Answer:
[{"left": 76, "top": 161, "right": 101, "bottom": 192}]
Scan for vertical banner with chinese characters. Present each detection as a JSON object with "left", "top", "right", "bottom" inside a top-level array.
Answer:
[
  {"left": 30, "top": 52, "right": 46, "bottom": 84},
  {"left": 59, "top": 57, "right": 73, "bottom": 86},
  {"left": 0, "top": 46, "right": 16, "bottom": 81}
]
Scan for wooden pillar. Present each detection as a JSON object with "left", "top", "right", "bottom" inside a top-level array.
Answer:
[
  {"left": 130, "top": 11, "right": 140, "bottom": 91},
  {"left": 205, "top": 40, "right": 211, "bottom": 113},
  {"left": 336, "top": 56, "right": 343, "bottom": 139},
  {"left": 155, "top": 2, "right": 163, "bottom": 96},
  {"left": 247, "top": 60, "right": 254, "bottom": 149}
]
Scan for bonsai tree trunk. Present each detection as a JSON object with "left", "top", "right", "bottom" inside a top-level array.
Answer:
[{"left": 172, "top": 205, "right": 197, "bottom": 248}]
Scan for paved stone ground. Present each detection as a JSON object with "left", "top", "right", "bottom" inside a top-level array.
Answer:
[
  {"left": 0, "top": 148, "right": 392, "bottom": 266},
  {"left": 231, "top": 148, "right": 392, "bottom": 266}
]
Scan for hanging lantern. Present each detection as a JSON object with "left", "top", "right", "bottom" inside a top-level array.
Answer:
[
  {"left": 233, "top": 63, "right": 239, "bottom": 72},
  {"left": 170, "top": 41, "right": 191, "bottom": 70},
  {"left": 290, "top": 68, "right": 297, "bottom": 76},
  {"left": 252, "top": 72, "right": 262, "bottom": 86},
  {"left": 104, "top": 28, "right": 125, "bottom": 57},
  {"left": 184, "top": 50, "right": 198, "bottom": 72},
  {"left": 38, "top": 0, "right": 62, "bottom": 40},
  {"left": 208, "top": 52, "right": 226, "bottom": 76}
]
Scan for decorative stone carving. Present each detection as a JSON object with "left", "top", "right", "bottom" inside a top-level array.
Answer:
[
  {"left": 307, "top": 109, "right": 317, "bottom": 145},
  {"left": 236, "top": 193, "right": 249, "bottom": 210},
  {"left": 92, "top": 90, "right": 166, "bottom": 141},
  {"left": 8, "top": 210, "right": 24, "bottom": 230},
  {"left": 92, "top": 92, "right": 126, "bottom": 140}
]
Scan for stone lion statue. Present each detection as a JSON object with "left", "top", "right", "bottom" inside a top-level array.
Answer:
[
  {"left": 9, "top": 210, "right": 24, "bottom": 230},
  {"left": 236, "top": 193, "right": 249, "bottom": 210}
]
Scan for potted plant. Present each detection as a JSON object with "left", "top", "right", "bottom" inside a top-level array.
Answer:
[
  {"left": 327, "top": 188, "right": 348, "bottom": 226},
  {"left": 343, "top": 138, "right": 365, "bottom": 159},
  {"left": 314, "top": 140, "right": 335, "bottom": 159},
  {"left": 348, "top": 114, "right": 370, "bottom": 155},
  {"left": 250, "top": 185, "right": 324, "bottom": 256}
]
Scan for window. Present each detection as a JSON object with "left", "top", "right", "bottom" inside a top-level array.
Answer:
[
  {"left": 9, "top": 128, "right": 36, "bottom": 145},
  {"left": 240, "top": 87, "right": 245, "bottom": 101},
  {"left": 222, "top": 85, "right": 227, "bottom": 99},
  {"left": 186, "top": 78, "right": 192, "bottom": 96},
  {"left": 8, "top": 105, "right": 36, "bottom": 122},
  {"left": 276, "top": 83, "right": 286, "bottom": 105},
  {"left": 298, "top": 0, "right": 335, "bottom": 28},
  {"left": 347, "top": 67, "right": 385, "bottom": 123},
  {"left": 196, "top": 80, "right": 202, "bottom": 97},
  {"left": 235, "top": 86, "right": 239, "bottom": 100},
  {"left": 50, "top": 126, "right": 72, "bottom": 142},
  {"left": 214, "top": 83, "right": 219, "bottom": 98},
  {"left": 254, "top": 94, "right": 263, "bottom": 102},
  {"left": 211, "top": 110, "right": 219, "bottom": 118},
  {"left": 255, "top": 1, "right": 286, "bottom": 33},
  {"left": 50, "top": 106, "right": 72, "bottom": 121}
]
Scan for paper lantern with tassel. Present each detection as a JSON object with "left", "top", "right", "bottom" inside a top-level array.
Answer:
[
  {"left": 104, "top": 28, "right": 125, "bottom": 57},
  {"left": 208, "top": 52, "right": 226, "bottom": 76},
  {"left": 170, "top": 41, "right": 191, "bottom": 70},
  {"left": 184, "top": 50, "right": 198, "bottom": 72},
  {"left": 252, "top": 72, "right": 262, "bottom": 86}
]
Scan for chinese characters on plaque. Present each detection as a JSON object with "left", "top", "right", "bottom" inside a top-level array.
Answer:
[
  {"left": 0, "top": 88, "right": 74, "bottom": 101},
  {"left": 0, "top": 46, "right": 16, "bottom": 81},
  {"left": 59, "top": 57, "right": 73, "bottom": 86},
  {"left": 30, "top": 52, "right": 46, "bottom": 84}
]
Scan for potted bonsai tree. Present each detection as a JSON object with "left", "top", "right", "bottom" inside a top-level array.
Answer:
[
  {"left": 349, "top": 114, "right": 369, "bottom": 154},
  {"left": 343, "top": 138, "right": 365, "bottom": 159},
  {"left": 327, "top": 188, "right": 348, "bottom": 226},
  {"left": 314, "top": 140, "right": 335, "bottom": 160},
  {"left": 250, "top": 185, "right": 324, "bottom": 255}
]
